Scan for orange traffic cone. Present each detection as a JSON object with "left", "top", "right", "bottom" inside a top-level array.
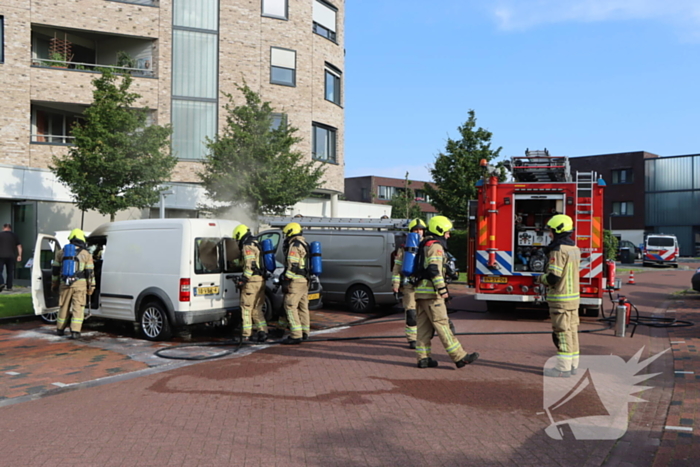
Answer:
[{"left": 628, "top": 271, "right": 635, "bottom": 285}]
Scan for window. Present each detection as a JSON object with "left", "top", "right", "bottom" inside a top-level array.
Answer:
[
  {"left": 611, "top": 168, "right": 634, "bottom": 184},
  {"left": 312, "top": 122, "right": 336, "bottom": 163},
  {"left": 313, "top": 0, "right": 337, "bottom": 42},
  {"left": 262, "top": 0, "right": 288, "bottom": 19},
  {"left": 612, "top": 202, "right": 634, "bottom": 216},
  {"left": 415, "top": 190, "right": 431, "bottom": 203},
  {"left": 361, "top": 187, "right": 369, "bottom": 201},
  {"left": 270, "top": 47, "right": 296, "bottom": 86},
  {"left": 1, "top": 16, "right": 4, "bottom": 64},
  {"left": 377, "top": 186, "right": 402, "bottom": 200},
  {"left": 194, "top": 238, "right": 222, "bottom": 274},
  {"left": 271, "top": 113, "right": 287, "bottom": 131},
  {"left": 324, "top": 63, "right": 341, "bottom": 105},
  {"left": 31, "top": 106, "right": 84, "bottom": 144}
]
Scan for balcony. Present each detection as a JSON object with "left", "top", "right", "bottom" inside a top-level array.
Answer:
[
  {"left": 30, "top": 102, "right": 87, "bottom": 146},
  {"left": 31, "top": 26, "right": 156, "bottom": 78}
]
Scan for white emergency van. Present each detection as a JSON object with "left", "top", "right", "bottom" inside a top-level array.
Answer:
[
  {"left": 32, "top": 218, "right": 246, "bottom": 340},
  {"left": 642, "top": 233, "right": 680, "bottom": 268}
]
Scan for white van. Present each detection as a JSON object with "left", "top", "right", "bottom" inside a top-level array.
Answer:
[
  {"left": 642, "top": 234, "right": 680, "bottom": 268},
  {"left": 32, "top": 218, "right": 246, "bottom": 340}
]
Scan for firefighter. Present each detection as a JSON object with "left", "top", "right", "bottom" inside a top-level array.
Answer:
[
  {"left": 538, "top": 214, "right": 581, "bottom": 377},
  {"left": 51, "top": 229, "right": 95, "bottom": 339},
  {"left": 392, "top": 218, "right": 427, "bottom": 349},
  {"left": 232, "top": 224, "right": 268, "bottom": 343},
  {"left": 280, "top": 222, "right": 310, "bottom": 345},
  {"left": 413, "top": 216, "right": 479, "bottom": 369}
]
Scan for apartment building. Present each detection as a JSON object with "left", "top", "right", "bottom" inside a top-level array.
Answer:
[
  {"left": 0, "top": 0, "right": 345, "bottom": 275},
  {"left": 344, "top": 176, "right": 439, "bottom": 219}
]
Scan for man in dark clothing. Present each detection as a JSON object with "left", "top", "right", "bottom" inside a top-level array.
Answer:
[{"left": 0, "top": 224, "right": 23, "bottom": 292}]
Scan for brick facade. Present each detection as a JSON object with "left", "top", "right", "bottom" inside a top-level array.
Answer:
[{"left": 0, "top": 0, "right": 344, "bottom": 192}]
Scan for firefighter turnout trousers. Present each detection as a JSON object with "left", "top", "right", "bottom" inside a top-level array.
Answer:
[
  {"left": 284, "top": 279, "right": 309, "bottom": 339},
  {"left": 241, "top": 279, "right": 267, "bottom": 338},
  {"left": 415, "top": 297, "right": 467, "bottom": 363},
  {"left": 57, "top": 281, "right": 87, "bottom": 333},
  {"left": 402, "top": 284, "right": 417, "bottom": 343},
  {"left": 550, "top": 308, "right": 580, "bottom": 372}
]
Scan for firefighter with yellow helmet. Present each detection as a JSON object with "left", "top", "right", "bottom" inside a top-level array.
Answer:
[
  {"left": 280, "top": 222, "right": 310, "bottom": 344},
  {"left": 51, "top": 228, "right": 95, "bottom": 339},
  {"left": 392, "top": 218, "right": 427, "bottom": 349},
  {"left": 538, "top": 214, "right": 581, "bottom": 377},
  {"left": 413, "top": 216, "right": 479, "bottom": 369},
  {"left": 232, "top": 224, "right": 268, "bottom": 343}
]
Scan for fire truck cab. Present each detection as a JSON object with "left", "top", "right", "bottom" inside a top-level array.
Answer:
[{"left": 468, "top": 150, "right": 607, "bottom": 316}]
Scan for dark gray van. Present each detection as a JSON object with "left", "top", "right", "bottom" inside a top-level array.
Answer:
[{"left": 259, "top": 218, "right": 406, "bottom": 312}]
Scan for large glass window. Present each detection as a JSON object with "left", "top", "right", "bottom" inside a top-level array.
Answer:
[
  {"left": 612, "top": 201, "right": 634, "bottom": 216},
  {"left": 611, "top": 168, "right": 634, "bottom": 184},
  {"left": 324, "top": 63, "right": 341, "bottom": 105},
  {"left": 312, "top": 122, "right": 337, "bottom": 163},
  {"left": 262, "top": 0, "right": 288, "bottom": 20},
  {"left": 1, "top": 16, "right": 4, "bottom": 64},
  {"left": 270, "top": 47, "right": 296, "bottom": 86},
  {"left": 171, "top": 0, "right": 219, "bottom": 160},
  {"left": 313, "top": 0, "right": 337, "bottom": 42}
]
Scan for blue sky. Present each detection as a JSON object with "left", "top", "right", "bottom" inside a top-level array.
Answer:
[{"left": 344, "top": 0, "right": 700, "bottom": 182}]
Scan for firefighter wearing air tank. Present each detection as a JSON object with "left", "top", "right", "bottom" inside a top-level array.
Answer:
[
  {"left": 392, "top": 218, "right": 426, "bottom": 349},
  {"left": 280, "top": 222, "right": 310, "bottom": 345},
  {"left": 538, "top": 214, "right": 581, "bottom": 378},
  {"left": 413, "top": 216, "right": 480, "bottom": 369},
  {"left": 51, "top": 229, "right": 95, "bottom": 339},
  {"left": 233, "top": 225, "right": 269, "bottom": 343}
]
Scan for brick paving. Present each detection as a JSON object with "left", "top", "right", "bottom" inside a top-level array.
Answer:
[{"left": 0, "top": 268, "right": 696, "bottom": 466}]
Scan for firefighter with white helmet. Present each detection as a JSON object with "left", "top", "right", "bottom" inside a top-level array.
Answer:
[
  {"left": 538, "top": 214, "right": 581, "bottom": 377},
  {"left": 232, "top": 224, "right": 268, "bottom": 343},
  {"left": 412, "top": 216, "right": 479, "bottom": 369},
  {"left": 280, "top": 222, "right": 310, "bottom": 344},
  {"left": 392, "top": 218, "right": 426, "bottom": 349}
]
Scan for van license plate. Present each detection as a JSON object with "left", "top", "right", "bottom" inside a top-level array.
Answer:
[
  {"left": 482, "top": 276, "right": 507, "bottom": 284},
  {"left": 308, "top": 293, "right": 320, "bottom": 301},
  {"left": 195, "top": 286, "right": 219, "bottom": 296}
]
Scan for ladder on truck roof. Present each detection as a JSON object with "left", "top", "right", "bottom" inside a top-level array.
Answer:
[
  {"left": 258, "top": 216, "right": 409, "bottom": 231},
  {"left": 509, "top": 149, "right": 572, "bottom": 183},
  {"left": 575, "top": 171, "right": 598, "bottom": 284}
]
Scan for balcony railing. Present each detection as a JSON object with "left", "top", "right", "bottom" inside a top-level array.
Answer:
[
  {"left": 31, "top": 134, "right": 75, "bottom": 144},
  {"left": 32, "top": 59, "right": 154, "bottom": 77},
  {"left": 108, "top": 0, "right": 159, "bottom": 6}
]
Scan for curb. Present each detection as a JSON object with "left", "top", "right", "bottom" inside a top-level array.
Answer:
[{"left": 0, "top": 314, "right": 38, "bottom": 325}]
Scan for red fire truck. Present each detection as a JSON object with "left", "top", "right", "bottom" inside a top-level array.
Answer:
[{"left": 467, "top": 150, "right": 608, "bottom": 316}]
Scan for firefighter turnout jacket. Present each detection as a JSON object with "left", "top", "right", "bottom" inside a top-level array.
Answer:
[
  {"left": 51, "top": 244, "right": 95, "bottom": 290},
  {"left": 538, "top": 243, "right": 581, "bottom": 311},
  {"left": 242, "top": 238, "right": 265, "bottom": 283},
  {"left": 284, "top": 236, "right": 309, "bottom": 282},
  {"left": 414, "top": 237, "right": 448, "bottom": 299}
]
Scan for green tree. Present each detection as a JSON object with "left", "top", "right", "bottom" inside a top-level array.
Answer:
[
  {"left": 424, "top": 110, "right": 503, "bottom": 227},
  {"left": 51, "top": 69, "right": 175, "bottom": 222},
  {"left": 389, "top": 172, "right": 424, "bottom": 220},
  {"left": 199, "top": 83, "right": 325, "bottom": 215}
]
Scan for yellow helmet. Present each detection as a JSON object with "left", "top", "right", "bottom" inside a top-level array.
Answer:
[
  {"left": 408, "top": 218, "right": 426, "bottom": 232},
  {"left": 67, "top": 228, "right": 86, "bottom": 242},
  {"left": 546, "top": 214, "right": 574, "bottom": 234},
  {"left": 232, "top": 224, "right": 249, "bottom": 241},
  {"left": 283, "top": 222, "right": 302, "bottom": 237},
  {"left": 428, "top": 216, "right": 453, "bottom": 236}
]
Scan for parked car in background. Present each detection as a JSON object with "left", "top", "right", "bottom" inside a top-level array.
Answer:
[
  {"left": 616, "top": 240, "right": 642, "bottom": 261},
  {"left": 642, "top": 234, "right": 680, "bottom": 268},
  {"left": 692, "top": 267, "right": 700, "bottom": 293}
]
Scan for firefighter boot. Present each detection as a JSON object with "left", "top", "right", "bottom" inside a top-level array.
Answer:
[
  {"left": 543, "top": 368, "right": 571, "bottom": 378},
  {"left": 408, "top": 341, "right": 417, "bottom": 349},
  {"left": 257, "top": 331, "right": 268, "bottom": 343},
  {"left": 417, "top": 358, "right": 439, "bottom": 369},
  {"left": 302, "top": 332, "right": 308, "bottom": 341},
  {"left": 456, "top": 352, "right": 480, "bottom": 368},
  {"left": 281, "top": 336, "right": 302, "bottom": 345},
  {"left": 69, "top": 331, "right": 81, "bottom": 340},
  {"left": 56, "top": 329, "right": 65, "bottom": 337}
]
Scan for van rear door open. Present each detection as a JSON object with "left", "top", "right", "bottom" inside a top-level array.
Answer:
[
  {"left": 31, "top": 234, "right": 61, "bottom": 318},
  {"left": 190, "top": 236, "right": 225, "bottom": 310}
]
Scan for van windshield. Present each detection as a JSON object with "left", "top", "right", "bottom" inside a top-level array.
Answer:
[
  {"left": 648, "top": 237, "right": 675, "bottom": 247},
  {"left": 195, "top": 238, "right": 222, "bottom": 274}
]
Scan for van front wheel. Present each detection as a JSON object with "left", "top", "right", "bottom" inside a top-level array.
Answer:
[
  {"left": 346, "top": 285, "right": 375, "bottom": 313},
  {"left": 140, "top": 301, "right": 172, "bottom": 341}
]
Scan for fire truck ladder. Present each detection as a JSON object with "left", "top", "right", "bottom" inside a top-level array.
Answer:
[
  {"left": 575, "top": 171, "right": 597, "bottom": 283},
  {"left": 258, "top": 216, "right": 409, "bottom": 231}
]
